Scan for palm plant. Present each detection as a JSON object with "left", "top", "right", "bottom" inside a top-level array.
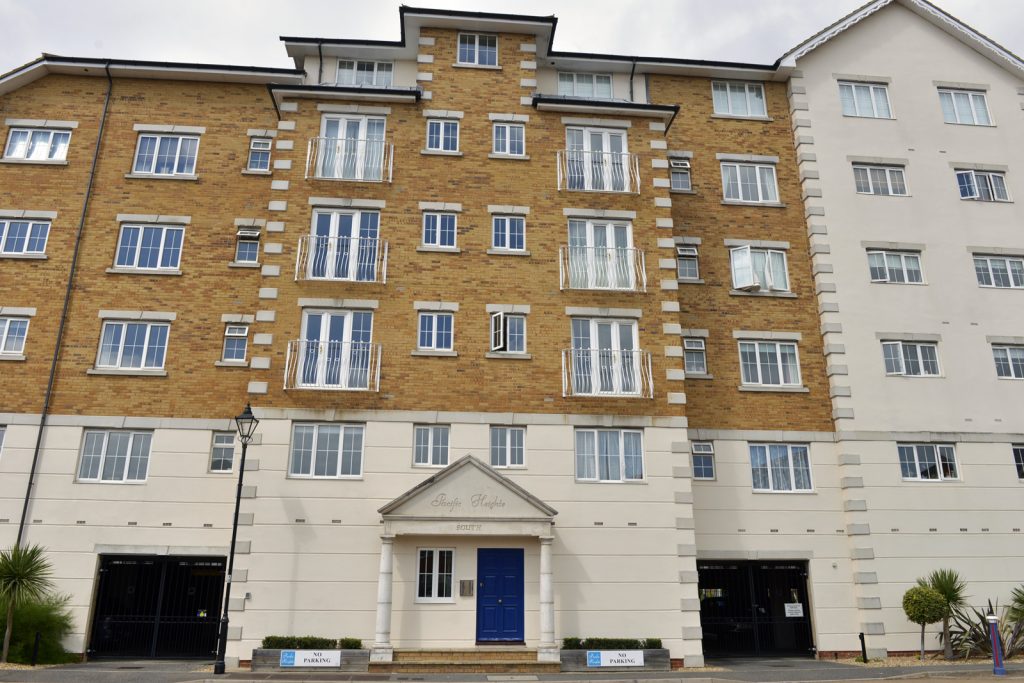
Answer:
[
  {"left": 1009, "top": 586, "right": 1024, "bottom": 624},
  {"left": 917, "top": 569, "right": 968, "bottom": 659},
  {"left": 0, "top": 544, "right": 55, "bottom": 663}
]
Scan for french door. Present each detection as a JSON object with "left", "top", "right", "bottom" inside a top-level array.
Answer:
[
  {"left": 319, "top": 116, "right": 386, "bottom": 180},
  {"left": 565, "top": 128, "right": 628, "bottom": 191},
  {"left": 567, "top": 219, "right": 634, "bottom": 289},
  {"left": 570, "top": 318, "right": 639, "bottom": 395},
  {"left": 309, "top": 210, "right": 380, "bottom": 281},
  {"left": 299, "top": 310, "right": 373, "bottom": 389}
]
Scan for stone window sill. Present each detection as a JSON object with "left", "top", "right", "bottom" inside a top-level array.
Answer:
[
  {"left": 721, "top": 200, "right": 786, "bottom": 209},
  {"left": 729, "top": 289, "right": 797, "bottom": 298},
  {"left": 678, "top": 278, "right": 705, "bottom": 285},
  {"left": 0, "top": 158, "right": 68, "bottom": 166},
  {"left": 417, "top": 246, "right": 462, "bottom": 254},
  {"left": 738, "top": 385, "right": 809, "bottom": 393},
  {"left": 487, "top": 248, "right": 530, "bottom": 256},
  {"left": 241, "top": 169, "right": 272, "bottom": 176},
  {"left": 124, "top": 173, "right": 199, "bottom": 181},
  {"left": 0, "top": 354, "right": 26, "bottom": 362},
  {"left": 411, "top": 350, "right": 458, "bottom": 357},
  {"left": 0, "top": 253, "right": 47, "bottom": 260},
  {"left": 215, "top": 360, "right": 249, "bottom": 368},
  {"left": 452, "top": 63, "right": 502, "bottom": 70},
  {"left": 670, "top": 189, "right": 697, "bottom": 195},
  {"left": 88, "top": 368, "right": 168, "bottom": 377},
  {"left": 485, "top": 352, "right": 532, "bottom": 360},
  {"left": 106, "top": 267, "right": 182, "bottom": 276},
  {"left": 228, "top": 261, "right": 261, "bottom": 268},
  {"left": 711, "top": 114, "right": 773, "bottom": 122},
  {"left": 686, "top": 372, "right": 713, "bottom": 380},
  {"left": 421, "top": 149, "right": 463, "bottom": 157},
  {"left": 488, "top": 153, "right": 530, "bottom": 161}
]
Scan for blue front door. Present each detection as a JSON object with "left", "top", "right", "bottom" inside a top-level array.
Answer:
[{"left": 476, "top": 548, "right": 524, "bottom": 642}]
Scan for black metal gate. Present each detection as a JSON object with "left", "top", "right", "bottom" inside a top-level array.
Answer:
[
  {"left": 89, "top": 555, "right": 225, "bottom": 658},
  {"left": 698, "top": 560, "right": 815, "bottom": 657}
]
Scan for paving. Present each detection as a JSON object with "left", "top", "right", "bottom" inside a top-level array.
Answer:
[{"left": 0, "top": 657, "right": 1020, "bottom": 683}]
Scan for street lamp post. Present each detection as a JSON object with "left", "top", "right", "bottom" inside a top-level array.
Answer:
[{"left": 213, "top": 403, "right": 260, "bottom": 675}]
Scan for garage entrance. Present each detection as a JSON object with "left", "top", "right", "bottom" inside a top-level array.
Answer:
[
  {"left": 88, "top": 555, "right": 225, "bottom": 658},
  {"left": 697, "top": 560, "right": 814, "bottom": 657}
]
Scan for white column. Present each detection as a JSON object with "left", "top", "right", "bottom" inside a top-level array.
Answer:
[
  {"left": 371, "top": 536, "right": 395, "bottom": 662},
  {"left": 538, "top": 536, "right": 558, "bottom": 662}
]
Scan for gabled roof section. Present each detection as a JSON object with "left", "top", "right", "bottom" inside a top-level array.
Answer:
[
  {"left": 0, "top": 54, "right": 304, "bottom": 96},
  {"left": 379, "top": 454, "right": 557, "bottom": 518},
  {"left": 779, "top": 0, "right": 1024, "bottom": 77}
]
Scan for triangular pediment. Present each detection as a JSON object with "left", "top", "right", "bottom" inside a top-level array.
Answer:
[{"left": 379, "top": 455, "right": 557, "bottom": 520}]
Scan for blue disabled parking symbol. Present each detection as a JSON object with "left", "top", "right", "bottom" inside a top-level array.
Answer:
[
  {"left": 279, "top": 650, "right": 296, "bottom": 667},
  {"left": 586, "top": 651, "right": 602, "bottom": 667}
]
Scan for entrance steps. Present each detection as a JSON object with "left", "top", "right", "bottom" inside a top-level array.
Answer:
[{"left": 369, "top": 648, "right": 560, "bottom": 673}]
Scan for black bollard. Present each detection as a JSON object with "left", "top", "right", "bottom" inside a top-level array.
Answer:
[
  {"left": 31, "top": 631, "right": 41, "bottom": 666},
  {"left": 859, "top": 631, "right": 868, "bottom": 663}
]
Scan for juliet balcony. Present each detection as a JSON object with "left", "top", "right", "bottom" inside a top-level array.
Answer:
[
  {"left": 295, "top": 235, "right": 388, "bottom": 283},
  {"left": 561, "top": 348, "right": 654, "bottom": 398},
  {"left": 284, "top": 340, "right": 382, "bottom": 391},
  {"left": 558, "top": 245, "right": 647, "bottom": 292},
  {"left": 305, "top": 137, "right": 394, "bottom": 182},
  {"left": 556, "top": 149, "right": 640, "bottom": 193}
]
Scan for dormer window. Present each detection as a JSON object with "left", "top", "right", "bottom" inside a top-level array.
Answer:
[
  {"left": 337, "top": 60, "right": 393, "bottom": 87},
  {"left": 557, "top": 72, "right": 612, "bottom": 99},
  {"left": 457, "top": 34, "right": 497, "bottom": 67}
]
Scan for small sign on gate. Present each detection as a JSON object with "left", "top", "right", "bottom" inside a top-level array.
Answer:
[{"left": 784, "top": 602, "right": 804, "bottom": 618}]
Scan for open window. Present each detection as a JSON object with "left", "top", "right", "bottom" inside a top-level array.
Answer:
[
  {"left": 670, "top": 159, "right": 691, "bottom": 191},
  {"left": 730, "top": 245, "right": 789, "bottom": 292},
  {"left": 490, "top": 312, "right": 526, "bottom": 354}
]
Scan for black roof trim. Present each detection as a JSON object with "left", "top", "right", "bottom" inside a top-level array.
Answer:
[
  {"left": 550, "top": 50, "right": 776, "bottom": 71},
  {"left": 38, "top": 53, "right": 303, "bottom": 76},
  {"left": 399, "top": 5, "right": 558, "bottom": 26},
  {"left": 267, "top": 83, "right": 423, "bottom": 99},
  {"left": 532, "top": 94, "right": 679, "bottom": 113},
  {"left": 279, "top": 37, "right": 407, "bottom": 48}
]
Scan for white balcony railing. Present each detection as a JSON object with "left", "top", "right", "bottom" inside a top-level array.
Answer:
[
  {"left": 295, "top": 236, "right": 388, "bottom": 283},
  {"left": 284, "top": 340, "right": 382, "bottom": 391},
  {"left": 561, "top": 348, "right": 654, "bottom": 398},
  {"left": 559, "top": 245, "right": 646, "bottom": 292},
  {"left": 305, "top": 137, "right": 393, "bottom": 182},
  {"left": 556, "top": 149, "right": 640, "bottom": 193}
]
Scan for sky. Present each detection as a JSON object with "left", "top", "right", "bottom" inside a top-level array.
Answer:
[{"left": 1, "top": 0, "right": 1022, "bottom": 74}]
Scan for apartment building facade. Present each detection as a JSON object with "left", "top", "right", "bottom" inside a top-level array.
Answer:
[{"left": 0, "top": 0, "right": 1020, "bottom": 668}]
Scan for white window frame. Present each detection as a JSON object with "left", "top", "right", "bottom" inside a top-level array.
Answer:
[
  {"left": 4, "top": 127, "right": 72, "bottom": 160},
  {"left": 738, "top": 340, "right": 801, "bottom": 387},
  {"left": 730, "top": 246, "right": 790, "bottom": 292},
  {"left": 490, "top": 426, "right": 525, "bottom": 468},
  {"left": 993, "top": 345, "right": 1024, "bottom": 379},
  {"left": 246, "top": 137, "right": 271, "bottom": 171},
  {"left": 838, "top": 81, "right": 892, "bottom": 118},
  {"left": 720, "top": 162, "right": 779, "bottom": 204},
  {"left": 96, "top": 321, "right": 169, "bottom": 370},
  {"left": 670, "top": 159, "right": 691, "bottom": 191},
  {"left": 1013, "top": 445, "right": 1024, "bottom": 480},
  {"left": 336, "top": 59, "right": 394, "bottom": 87},
  {"left": 569, "top": 317, "right": 642, "bottom": 396},
  {"left": 574, "top": 428, "right": 645, "bottom": 483},
  {"left": 691, "top": 442, "right": 716, "bottom": 480},
  {"left": 867, "top": 250, "right": 924, "bottom": 284},
  {"left": 492, "top": 122, "right": 525, "bottom": 156},
  {"left": 490, "top": 312, "right": 526, "bottom": 354},
  {"left": 684, "top": 338, "right": 707, "bottom": 374},
  {"left": 418, "top": 312, "right": 454, "bottom": 351},
  {"left": 491, "top": 215, "right": 526, "bottom": 252},
  {"left": 422, "top": 212, "right": 457, "bottom": 249},
  {"left": 456, "top": 33, "right": 498, "bottom": 66},
  {"left": 0, "top": 317, "right": 30, "bottom": 355},
  {"left": 898, "top": 443, "right": 959, "bottom": 481},
  {"left": 564, "top": 126, "right": 631, "bottom": 192},
  {"left": 132, "top": 134, "right": 199, "bottom": 176},
  {"left": 939, "top": 88, "right": 991, "bottom": 126},
  {"left": 297, "top": 309, "right": 374, "bottom": 389},
  {"left": 234, "top": 228, "right": 260, "bottom": 264},
  {"left": 222, "top": 325, "right": 248, "bottom": 363},
  {"left": 289, "top": 423, "right": 365, "bottom": 478},
  {"left": 712, "top": 81, "right": 767, "bottom": 117},
  {"left": 676, "top": 245, "right": 699, "bottom": 280},
  {"left": 853, "top": 165, "right": 908, "bottom": 196},
  {"left": 974, "top": 255, "right": 1024, "bottom": 288},
  {"left": 881, "top": 341, "right": 941, "bottom": 377},
  {"left": 956, "top": 170, "right": 1009, "bottom": 202},
  {"left": 77, "top": 430, "right": 152, "bottom": 483},
  {"left": 308, "top": 209, "right": 381, "bottom": 282},
  {"left": 416, "top": 548, "right": 455, "bottom": 603},
  {"left": 114, "top": 224, "right": 185, "bottom": 271},
  {"left": 749, "top": 443, "right": 813, "bottom": 492},
  {"left": 557, "top": 72, "right": 613, "bottom": 98},
  {"left": 0, "top": 220, "right": 50, "bottom": 256},
  {"left": 210, "top": 432, "right": 235, "bottom": 473},
  {"left": 426, "top": 119, "right": 459, "bottom": 152},
  {"left": 413, "top": 425, "right": 450, "bottom": 467}
]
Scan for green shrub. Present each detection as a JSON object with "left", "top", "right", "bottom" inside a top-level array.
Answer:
[
  {"left": 560, "top": 637, "right": 663, "bottom": 650},
  {"left": 338, "top": 637, "right": 363, "bottom": 649},
  {"left": 949, "top": 600, "right": 1024, "bottom": 660},
  {"left": 903, "top": 585, "right": 947, "bottom": 660},
  {"left": 0, "top": 594, "right": 76, "bottom": 665},
  {"left": 260, "top": 635, "right": 337, "bottom": 649}
]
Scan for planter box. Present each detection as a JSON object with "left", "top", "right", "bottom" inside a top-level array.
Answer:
[
  {"left": 560, "top": 648, "right": 670, "bottom": 672},
  {"left": 250, "top": 648, "right": 369, "bottom": 672}
]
